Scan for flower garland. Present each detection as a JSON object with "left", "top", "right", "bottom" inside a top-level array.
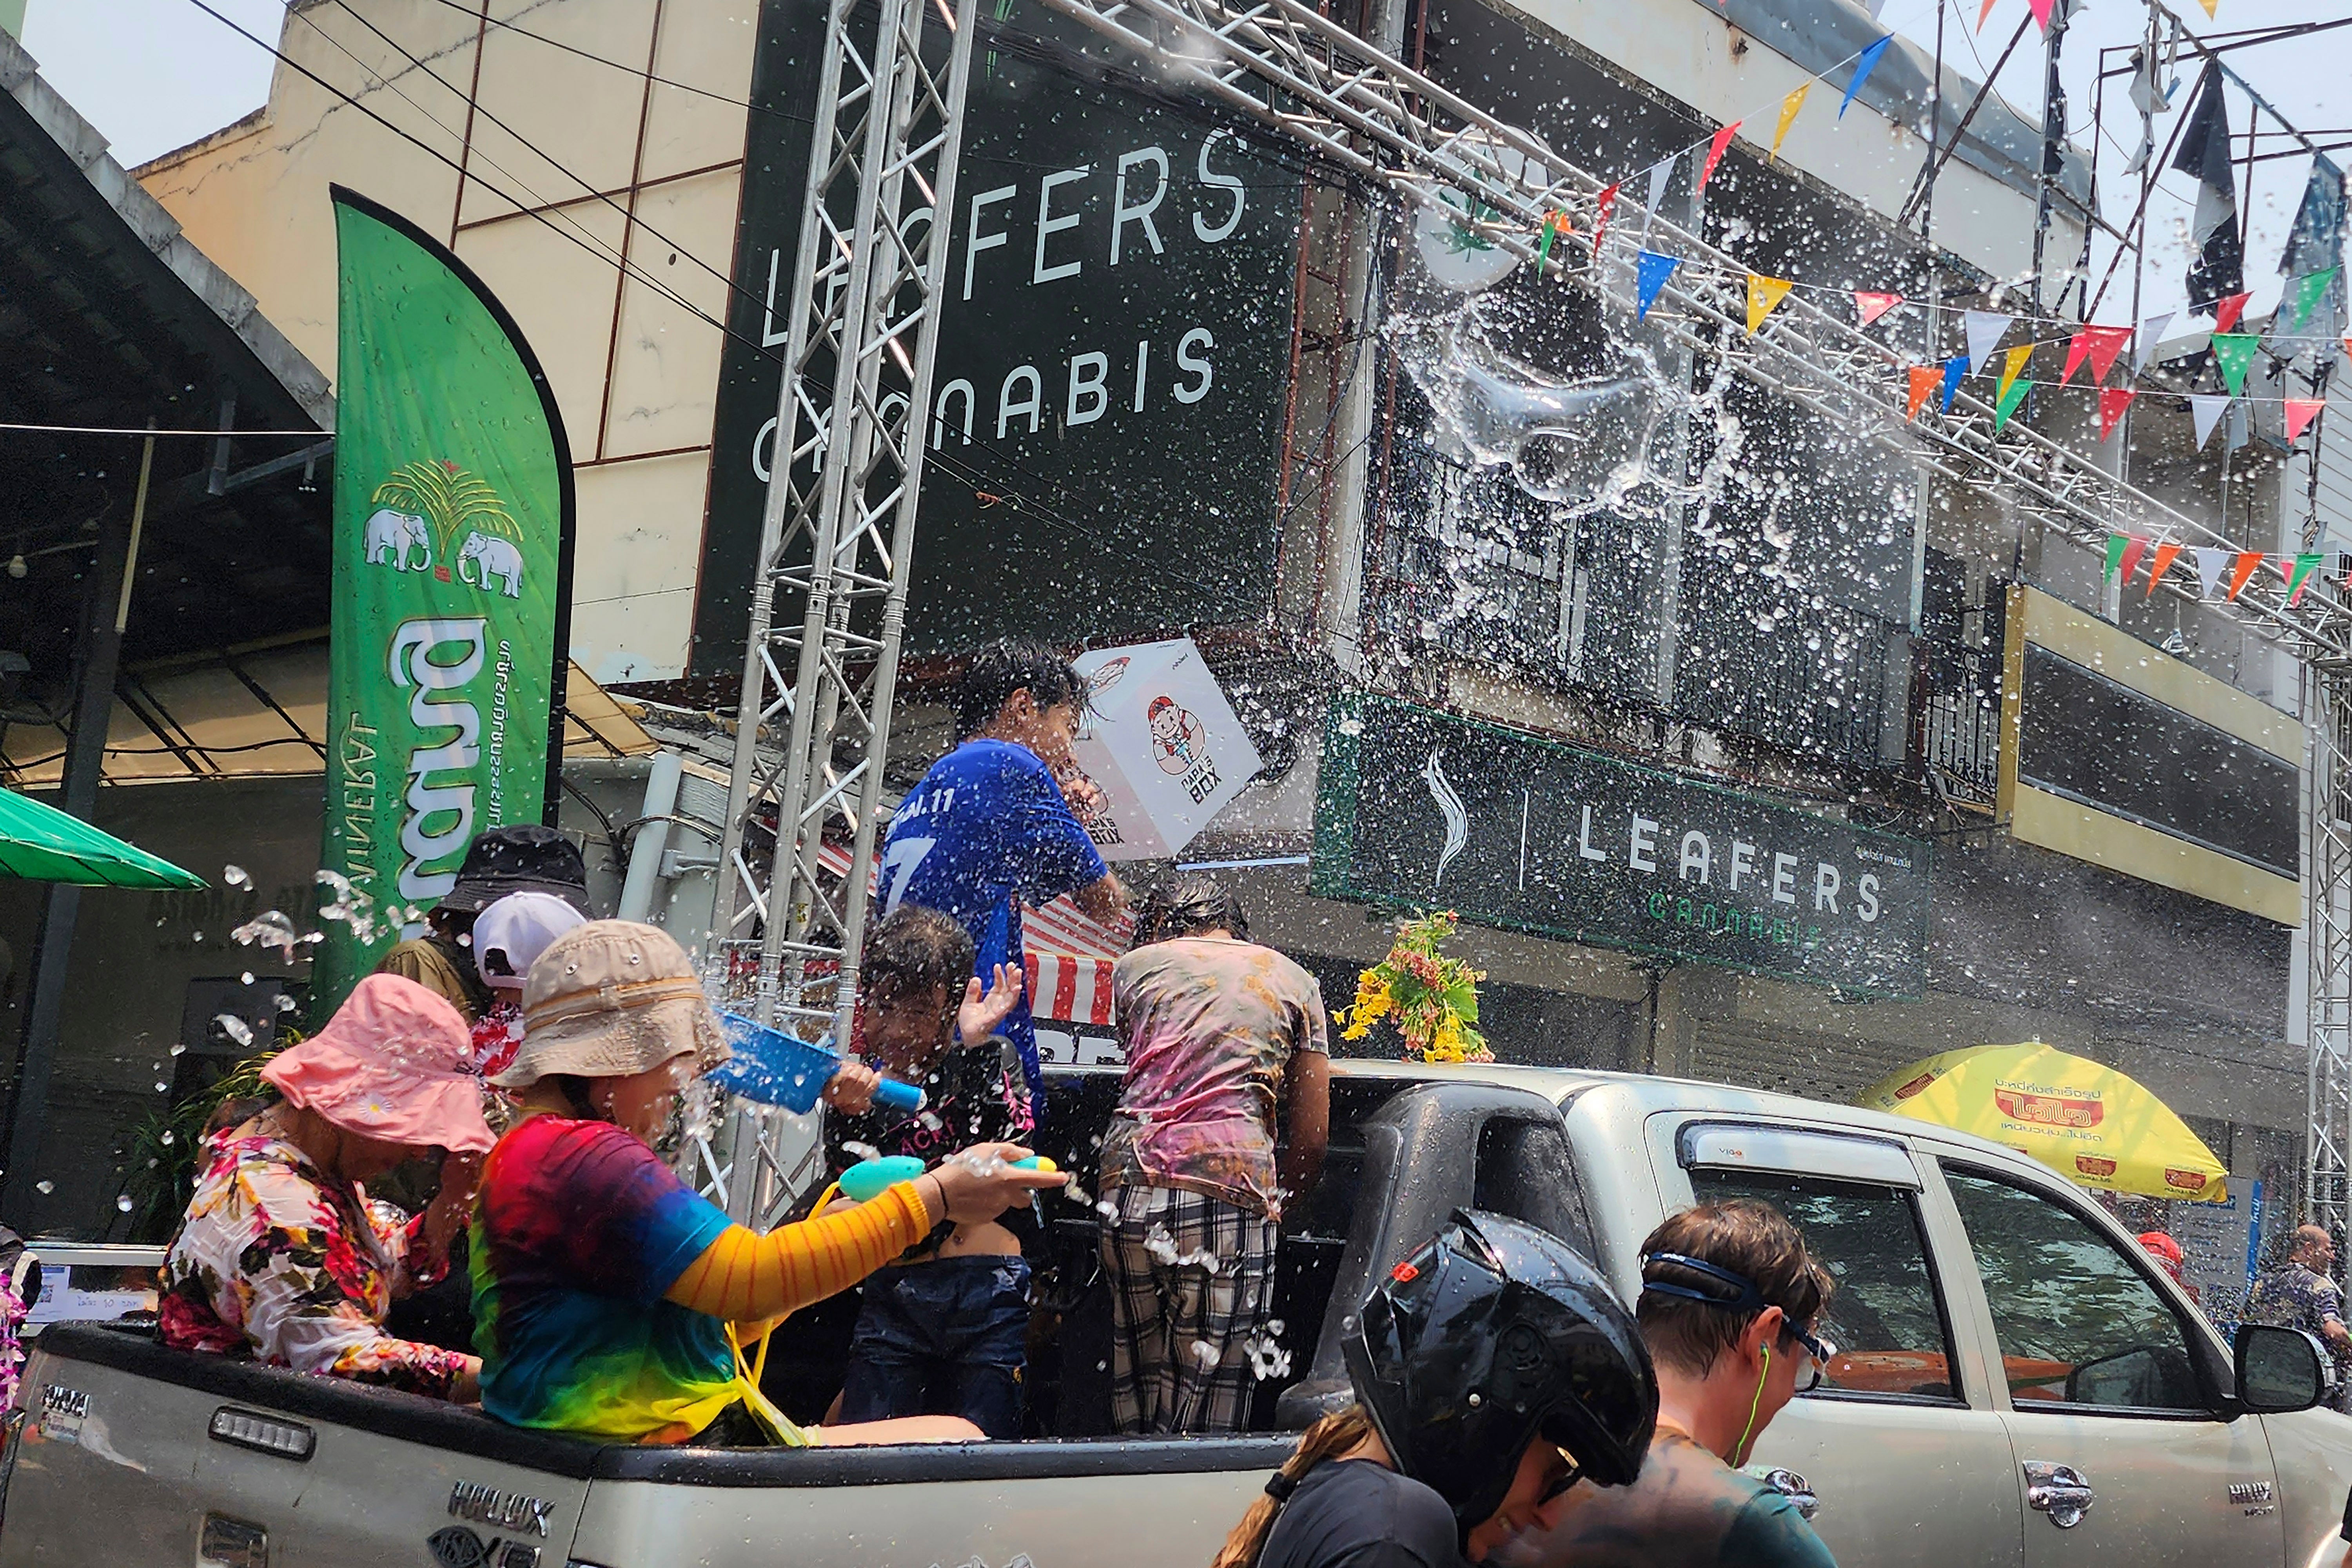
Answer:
[{"left": 1336, "top": 910, "right": 1492, "bottom": 1064}]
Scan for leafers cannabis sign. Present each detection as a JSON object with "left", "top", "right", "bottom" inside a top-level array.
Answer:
[
  {"left": 1312, "top": 694, "right": 1931, "bottom": 996},
  {"left": 694, "top": 0, "right": 1303, "bottom": 668},
  {"left": 318, "top": 188, "right": 575, "bottom": 1006}
]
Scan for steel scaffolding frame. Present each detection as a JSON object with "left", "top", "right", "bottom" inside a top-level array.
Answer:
[{"left": 708, "top": 0, "right": 2352, "bottom": 1237}]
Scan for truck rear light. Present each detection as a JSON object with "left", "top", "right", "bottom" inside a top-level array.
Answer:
[{"left": 207, "top": 1407, "right": 315, "bottom": 1461}]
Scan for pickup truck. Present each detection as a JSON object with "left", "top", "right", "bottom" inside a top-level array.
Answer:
[{"left": 2, "top": 1059, "right": 2344, "bottom": 1568}]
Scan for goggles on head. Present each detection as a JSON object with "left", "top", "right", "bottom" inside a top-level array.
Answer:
[{"left": 1640, "top": 1251, "right": 1837, "bottom": 1390}]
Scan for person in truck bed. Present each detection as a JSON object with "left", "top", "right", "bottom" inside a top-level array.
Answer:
[
  {"left": 157, "top": 974, "right": 497, "bottom": 1402},
  {"left": 471, "top": 919, "right": 1064, "bottom": 1447}
]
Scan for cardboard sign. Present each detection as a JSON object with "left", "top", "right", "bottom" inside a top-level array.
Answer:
[{"left": 1068, "top": 638, "right": 1261, "bottom": 861}]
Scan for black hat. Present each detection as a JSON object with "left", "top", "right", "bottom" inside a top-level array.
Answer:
[
  {"left": 438, "top": 825, "right": 589, "bottom": 915},
  {"left": 1343, "top": 1211, "right": 1657, "bottom": 1542}
]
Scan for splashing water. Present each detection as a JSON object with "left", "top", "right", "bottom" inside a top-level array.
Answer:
[
  {"left": 222, "top": 865, "right": 251, "bottom": 888},
  {"left": 116, "top": 1195, "right": 133, "bottom": 1212},
  {"left": 1191, "top": 1339, "right": 1220, "bottom": 1370},
  {"left": 230, "top": 911, "right": 299, "bottom": 960},
  {"left": 33, "top": 1180, "right": 51, "bottom": 1195},
  {"left": 214, "top": 1015, "right": 255, "bottom": 1048}
]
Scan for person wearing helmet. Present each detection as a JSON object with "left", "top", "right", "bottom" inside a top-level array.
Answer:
[
  {"left": 1529, "top": 1199, "right": 1839, "bottom": 1567},
  {"left": 1212, "top": 1211, "right": 1657, "bottom": 1568}
]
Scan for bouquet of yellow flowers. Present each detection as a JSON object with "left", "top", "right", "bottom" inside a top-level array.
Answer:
[{"left": 1336, "top": 910, "right": 1492, "bottom": 1064}]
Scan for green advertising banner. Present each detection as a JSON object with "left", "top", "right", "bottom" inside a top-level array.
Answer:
[{"left": 316, "top": 187, "right": 574, "bottom": 1005}]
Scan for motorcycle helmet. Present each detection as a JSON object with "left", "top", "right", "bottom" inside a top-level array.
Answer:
[{"left": 1342, "top": 1209, "right": 1657, "bottom": 1540}]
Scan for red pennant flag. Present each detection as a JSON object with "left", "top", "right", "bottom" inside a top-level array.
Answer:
[
  {"left": 2227, "top": 551, "right": 2264, "bottom": 600},
  {"left": 1697, "top": 123, "right": 1741, "bottom": 201},
  {"left": 2213, "top": 292, "right": 2252, "bottom": 335},
  {"left": 2285, "top": 398, "right": 2325, "bottom": 445},
  {"left": 1977, "top": 0, "right": 1998, "bottom": 27},
  {"left": 2116, "top": 535, "right": 2149, "bottom": 585},
  {"left": 2028, "top": 0, "right": 2056, "bottom": 29},
  {"left": 2144, "top": 541, "right": 2183, "bottom": 598},
  {"left": 2060, "top": 327, "right": 2133, "bottom": 386},
  {"left": 1855, "top": 290, "right": 1904, "bottom": 327},
  {"left": 2098, "top": 386, "right": 2136, "bottom": 440},
  {"left": 1590, "top": 181, "right": 1621, "bottom": 257},
  {"left": 1906, "top": 366, "right": 1937, "bottom": 420}
]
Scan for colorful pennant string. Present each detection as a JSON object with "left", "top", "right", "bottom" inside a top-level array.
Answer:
[
  {"left": 2285, "top": 398, "right": 2326, "bottom": 445},
  {"left": 2116, "top": 535, "right": 2148, "bottom": 585},
  {"left": 1998, "top": 343, "right": 2034, "bottom": 400},
  {"left": 2029, "top": 0, "right": 2057, "bottom": 30},
  {"left": 2102, "top": 534, "right": 2130, "bottom": 583},
  {"left": 1840, "top": 37, "right": 1893, "bottom": 120},
  {"left": 1939, "top": 356, "right": 1969, "bottom": 413},
  {"left": 2134, "top": 312, "right": 2174, "bottom": 373},
  {"left": 2098, "top": 386, "right": 2136, "bottom": 440},
  {"left": 1643, "top": 156, "right": 1675, "bottom": 217},
  {"left": 2107, "top": 536, "right": 2308, "bottom": 605},
  {"left": 1590, "top": 182, "right": 1620, "bottom": 257},
  {"left": 2060, "top": 326, "right": 2132, "bottom": 386},
  {"left": 1855, "top": 290, "right": 1904, "bottom": 328},
  {"left": 1993, "top": 377, "right": 2032, "bottom": 432},
  {"left": 1964, "top": 310, "right": 2013, "bottom": 370},
  {"left": 2212, "top": 292, "right": 2252, "bottom": 334},
  {"left": 2189, "top": 393, "right": 2232, "bottom": 450},
  {"left": 2192, "top": 547, "right": 2228, "bottom": 598},
  {"left": 2228, "top": 551, "right": 2264, "bottom": 600},
  {"left": 2287, "top": 554, "right": 2324, "bottom": 606},
  {"left": 1747, "top": 274, "right": 1795, "bottom": 333},
  {"left": 1906, "top": 366, "right": 1938, "bottom": 421},
  {"left": 2212, "top": 333, "right": 2260, "bottom": 398},
  {"left": 2291, "top": 268, "right": 2340, "bottom": 332},
  {"left": 2144, "top": 541, "right": 2183, "bottom": 598},
  {"left": 1635, "top": 250, "right": 1682, "bottom": 320},
  {"left": 1697, "top": 123, "right": 1741, "bottom": 201}
]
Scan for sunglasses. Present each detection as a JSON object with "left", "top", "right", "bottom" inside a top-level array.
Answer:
[{"left": 1784, "top": 1323, "right": 1839, "bottom": 1394}]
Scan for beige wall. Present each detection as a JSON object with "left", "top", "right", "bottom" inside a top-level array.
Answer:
[{"left": 137, "top": 0, "right": 758, "bottom": 683}]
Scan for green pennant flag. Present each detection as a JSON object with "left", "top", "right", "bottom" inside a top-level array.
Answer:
[
  {"left": 2287, "top": 552, "right": 2323, "bottom": 605},
  {"left": 2212, "top": 332, "right": 2260, "bottom": 397},
  {"left": 2292, "top": 267, "right": 2341, "bottom": 332},
  {"left": 318, "top": 187, "right": 576, "bottom": 1008},
  {"left": 2103, "top": 533, "right": 2130, "bottom": 583},
  {"left": 1993, "top": 377, "right": 2032, "bottom": 432}
]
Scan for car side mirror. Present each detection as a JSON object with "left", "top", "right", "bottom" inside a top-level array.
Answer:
[{"left": 2234, "top": 1323, "right": 2334, "bottom": 1414}]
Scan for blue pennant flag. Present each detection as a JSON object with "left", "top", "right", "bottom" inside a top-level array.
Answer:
[
  {"left": 1938, "top": 355, "right": 1969, "bottom": 413},
  {"left": 1636, "top": 249, "right": 1683, "bottom": 321},
  {"left": 1840, "top": 36, "right": 1893, "bottom": 120}
]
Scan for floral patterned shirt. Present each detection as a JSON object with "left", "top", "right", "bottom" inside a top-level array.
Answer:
[{"left": 159, "top": 1128, "right": 472, "bottom": 1399}]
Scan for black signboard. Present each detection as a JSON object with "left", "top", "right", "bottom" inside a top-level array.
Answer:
[
  {"left": 1311, "top": 694, "right": 1931, "bottom": 997},
  {"left": 693, "top": 0, "right": 1305, "bottom": 670}
]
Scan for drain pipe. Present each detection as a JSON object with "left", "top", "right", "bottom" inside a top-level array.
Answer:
[{"left": 617, "top": 751, "right": 684, "bottom": 921}]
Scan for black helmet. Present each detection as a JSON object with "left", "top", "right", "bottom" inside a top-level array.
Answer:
[{"left": 1342, "top": 1210, "right": 1657, "bottom": 1540}]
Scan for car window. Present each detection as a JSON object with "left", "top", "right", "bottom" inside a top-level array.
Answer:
[
  {"left": 1942, "top": 1167, "right": 2206, "bottom": 1413},
  {"left": 1475, "top": 1117, "right": 1597, "bottom": 1261},
  {"left": 1690, "top": 1169, "right": 1964, "bottom": 1404}
]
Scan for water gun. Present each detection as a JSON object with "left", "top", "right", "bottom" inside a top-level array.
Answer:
[
  {"left": 710, "top": 1011, "right": 926, "bottom": 1115},
  {"left": 837, "top": 1154, "right": 1058, "bottom": 1204}
]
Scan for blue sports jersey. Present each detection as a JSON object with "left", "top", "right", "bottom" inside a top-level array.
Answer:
[{"left": 880, "top": 739, "right": 1109, "bottom": 1109}]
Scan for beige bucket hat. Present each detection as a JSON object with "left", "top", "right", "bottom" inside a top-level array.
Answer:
[{"left": 492, "top": 919, "right": 727, "bottom": 1089}]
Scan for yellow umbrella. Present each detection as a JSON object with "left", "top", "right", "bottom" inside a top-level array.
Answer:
[{"left": 1857, "top": 1042, "right": 2227, "bottom": 1203}]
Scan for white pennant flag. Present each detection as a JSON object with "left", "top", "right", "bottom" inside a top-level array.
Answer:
[
  {"left": 2192, "top": 547, "right": 2229, "bottom": 598},
  {"left": 1644, "top": 155, "right": 1677, "bottom": 216},
  {"left": 2189, "top": 393, "right": 2230, "bottom": 450},
  {"left": 1964, "top": 310, "right": 2014, "bottom": 371},
  {"left": 2134, "top": 312, "right": 2174, "bottom": 374},
  {"left": 2226, "top": 399, "right": 2250, "bottom": 453}
]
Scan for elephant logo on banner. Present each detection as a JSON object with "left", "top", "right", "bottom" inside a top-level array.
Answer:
[
  {"left": 457, "top": 532, "right": 524, "bottom": 598},
  {"left": 365, "top": 508, "right": 432, "bottom": 571},
  {"left": 367, "top": 459, "right": 523, "bottom": 587}
]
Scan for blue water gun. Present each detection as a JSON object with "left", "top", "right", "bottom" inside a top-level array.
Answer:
[{"left": 709, "top": 1011, "right": 926, "bottom": 1115}]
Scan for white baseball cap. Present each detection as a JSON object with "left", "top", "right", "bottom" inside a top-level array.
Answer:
[{"left": 473, "top": 890, "right": 589, "bottom": 992}]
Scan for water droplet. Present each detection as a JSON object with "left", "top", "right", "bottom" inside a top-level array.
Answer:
[
  {"left": 160, "top": 1130, "right": 175, "bottom": 1146},
  {"left": 240, "top": 972, "right": 254, "bottom": 986},
  {"left": 116, "top": 1195, "right": 133, "bottom": 1212},
  {"left": 170, "top": 1042, "right": 187, "bottom": 1056},
  {"left": 34, "top": 1180, "right": 53, "bottom": 1195},
  {"left": 223, "top": 865, "right": 250, "bottom": 888},
  {"left": 214, "top": 1014, "right": 255, "bottom": 1048}
]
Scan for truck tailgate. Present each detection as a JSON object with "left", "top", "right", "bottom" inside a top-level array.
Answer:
[{"left": 1, "top": 1322, "right": 600, "bottom": 1567}]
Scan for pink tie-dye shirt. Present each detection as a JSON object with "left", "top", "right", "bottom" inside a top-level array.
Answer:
[{"left": 1101, "top": 937, "right": 1328, "bottom": 1216}]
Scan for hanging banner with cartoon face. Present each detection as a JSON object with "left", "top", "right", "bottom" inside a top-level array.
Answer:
[
  {"left": 1067, "top": 638, "right": 1261, "bottom": 861},
  {"left": 317, "top": 188, "right": 575, "bottom": 1006}
]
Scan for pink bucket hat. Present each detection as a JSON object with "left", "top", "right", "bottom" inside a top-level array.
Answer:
[{"left": 262, "top": 973, "right": 496, "bottom": 1154}]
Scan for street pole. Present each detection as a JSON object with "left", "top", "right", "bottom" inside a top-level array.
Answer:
[{"left": 2030, "top": 1, "right": 2070, "bottom": 319}]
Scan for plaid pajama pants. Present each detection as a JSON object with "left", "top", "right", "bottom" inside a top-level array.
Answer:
[{"left": 1100, "top": 1183, "right": 1279, "bottom": 1435}]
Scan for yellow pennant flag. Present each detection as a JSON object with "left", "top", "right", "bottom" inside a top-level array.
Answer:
[
  {"left": 1770, "top": 84, "right": 1809, "bottom": 163},
  {"left": 2197, "top": 0, "right": 2216, "bottom": 15},
  {"left": 1998, "top": 343, "right": 2034, "bottom": 399},
  {"left": 1748, "top": 274, "right": 1795, "bottom": 334}
]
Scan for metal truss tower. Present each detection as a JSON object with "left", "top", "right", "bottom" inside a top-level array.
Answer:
[{"left": 708, "top": 0, "right": 2352, "bottom": 1236}]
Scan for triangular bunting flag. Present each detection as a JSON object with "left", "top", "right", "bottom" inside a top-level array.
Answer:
[
  {"left": 2103, "top": 533, "right": 2130, "bottom": 583},
  {"left": 1636, "top": 250, "right": 1683, "bottom": 320},
  {"left": 1840, "top": 37, "right": 1893, "bottom": 120},
  {"left": 2145, "top": 541, "right": 2183, "bottom": 597},
  {"left": 2134, "top": 312, "right": 2174, "bottom": 373},
  {"left": 1939, "top": 356, "right": 1969, "bottom": 413},
  {"left": 1993, "top": 377, "right": 2032, "bottom": 432},
  {"left": 1697, "top": 123, "right": 1740, "bottom": 200},
  {"left": 2192, "top": 547, "right": 2229, "bottom": 598},
  {"left": 1591, "top": 181, "right": 1621, "bottom": 257},
  {"left": 2189, "top": 393, "right": 2231, "bottom": 450},
  {"left": 2060, "top": 332, "right": 2093, "bottom": 385},
  {"left": 2029, "top": 0, "right": 2057, "bottom": 31},
  {"left": 1747, "top": 274, "right": 1795, "bottom": 333},
  {"left": 2212, "top": 332, "right": 2259, "bottom": 397},
  {"left": 1534, "top": 211, "right": 1572, "bottom": 272},
  {"left": 2083, "top": 326, "right": 2132, "bottom": 384},
  {"left": 2288, "top": 553, "right": 2324, "bottom": 606},
  {"left": 2292, "top": 268, "right": 2341, "bottom": 331},
  {"left": 2227, "top": 551, "right": 2263, "bottom": 601},
  {"left": 2117, "top": 535, "right": 2149, "bottom": 585},
  {"left": 1855, "top": 290, "right": 1904, "bottom": 327},
  {"left": 1998, "top": 343, "right": 2034, "bottom": 399},
  {"left": 1771, "top": 85, "right": 1809, "bottom": 162},
  {"left": 1964, "top": 310, "right": 2013, "bottom": 370},
  {"left": 1644, "top": 156, "right": 1676, "bottom": 216},
  {"left": 2098, "top": 386, "right": 2136, "bottom": 440},
  {"left": 1978, "top": 0, "right": 1998, "bottom": 28},
  {"left": 2197, "top": 0, "right": 2216, "bottom": 16},
  {"left": 1906, "top": 366, "right": 1938, "bottom": 421},
  {"left": 2285, "top": 398, "right": 2325, "bottom": 445},
  {"left": 2213, "top": 291, "right": 2252, "bottom": 334}
]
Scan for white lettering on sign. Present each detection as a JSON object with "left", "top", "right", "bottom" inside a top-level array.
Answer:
[
  {"left": 1679, "top": 830, "right": 1710, "bottom": 885},
  {"left": 1730, "top": 839, "right": 1757, "bottom": 892},
  {"left": 1194, "top": 129, "right": 1247, "bottom": 241},
  {"left": 1112, "top": 147, "right": 1169, "bottom": 263},
  {"left": 389, "top": 618, "right": 488, "bottom": 904},
  {"left": 1578, "top": 804, "right": 1607, "bottom": 862},
  {"left": 1813, "top": 861, "right": 1840, "bottom": 914},
  {"left": 965, "top": 184, "right": 1016, "bottom": 300},
  {"left": 1771, "top": 852, "right": 1799, "bottom": 906},
  {"left": 1857, "top": 874, "right": 1881, "bottom": 923},
  {"left": 1069, "top": 352, "right": 1110, "bottom": 426},
  {"left": 1033, "top": 164, "right": 1090, "bottom": 285},
  {"left": 1628, "top": 815, "right": 1659, "bottom": 873}
]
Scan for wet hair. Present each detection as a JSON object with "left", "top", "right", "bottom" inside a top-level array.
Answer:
[
  {"left": 1130, "top": 874, "right": 1249, "bottom": 949},
  {"left": 954, "top": 638, "right": 1085, "bottom": 740},
  {"left": 862, "top": 905, "right": 976, "bottom": 1012},
  {"left": 1636, "top": 1199, "right": 1833, "bottom": 1376},
  {"left": 1210, "top": 1404, "right": 1373, "bottom": 1568}
]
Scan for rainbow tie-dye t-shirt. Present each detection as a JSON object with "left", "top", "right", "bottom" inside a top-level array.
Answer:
[{"left": 472, "top": 1115, "right": 737, "bottom": 1441}]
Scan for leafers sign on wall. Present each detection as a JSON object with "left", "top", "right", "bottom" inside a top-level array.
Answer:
[
  {"left": 1312, "top": 694, "right": 1931, "bottom": 997},
  {"left": 695, "top": 0, "right": 1303, "bottom": 667}
]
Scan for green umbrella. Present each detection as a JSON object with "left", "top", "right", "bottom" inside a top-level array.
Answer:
[{"left": 0, "top": 787, "right": 206, "bottom": 889}]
